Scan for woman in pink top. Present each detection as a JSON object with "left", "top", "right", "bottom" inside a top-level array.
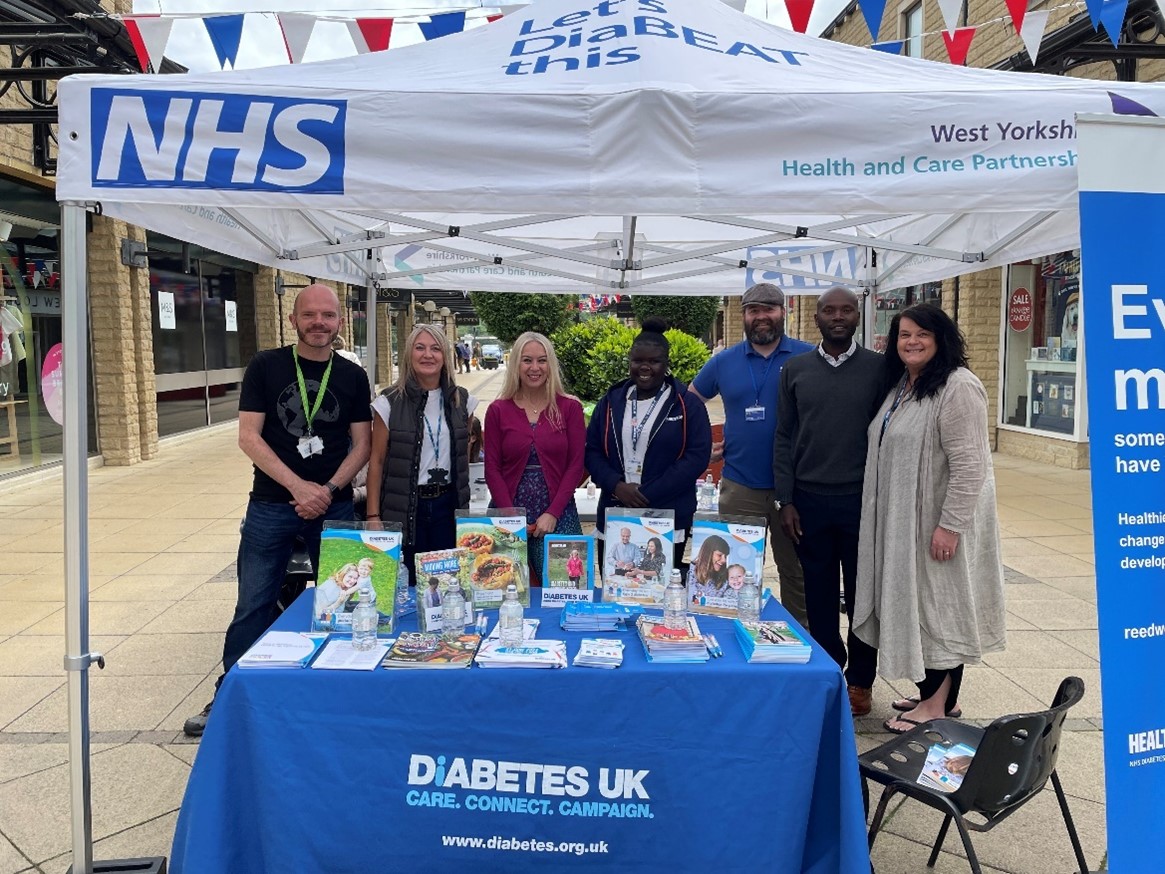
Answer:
[{"left": 484, "top": 332, "right": 586, "bottom": 585}]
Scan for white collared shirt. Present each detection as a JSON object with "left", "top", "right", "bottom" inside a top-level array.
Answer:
[{"left": 817, "top": 339, "right": 858, "bottom": 367}]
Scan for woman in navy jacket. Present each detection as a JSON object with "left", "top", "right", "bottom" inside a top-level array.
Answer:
[{"left": 585, "top": 319, "right": 712, "bottom": 571}]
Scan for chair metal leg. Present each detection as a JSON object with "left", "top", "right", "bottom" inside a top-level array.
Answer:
[
  {"left": 949, "top": 812, "right": 984, "bottom": 874},
  {"left": 1050, "top": 770, "right": 1090, "bottom": 874},
  {"left": 928, "top": 814, "right": 952, "bottom": 868},
  {"left": 867, "top": 786, "right": 898, "bottom": 851}
]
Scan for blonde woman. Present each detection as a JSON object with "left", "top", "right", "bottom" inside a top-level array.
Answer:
[
  {"left": 365, "top": 323, "right": 477, "bottom": 575},
  {"left": 484, "top": 332, "right": 586, "bottom": 584}
]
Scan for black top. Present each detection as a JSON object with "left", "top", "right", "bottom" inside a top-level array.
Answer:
[
  {"left": 773, "top": 347, "right": 886, "bottom": 501},
  {"left": 239, "top": 346, "right": 372, "bottom": 503}
]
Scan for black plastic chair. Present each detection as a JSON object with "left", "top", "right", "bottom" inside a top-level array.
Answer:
[{"left": 859, "top": 676, "right": 1089, "bottom": 874}]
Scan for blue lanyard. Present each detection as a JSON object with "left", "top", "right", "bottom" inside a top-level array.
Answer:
[
  {"left": 424, "top": 409, "right": 442, "bottom": 458},
  {"left": 879, "top": 377, "right": 912, "bottom": 445},
  {"left": 630, "top": 390, "right": 664, "bottom": 452},
  {"left": 748, "top": 349, "right": 778, "bottom": 407}
]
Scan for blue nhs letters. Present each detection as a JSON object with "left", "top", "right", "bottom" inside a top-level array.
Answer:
[{"left": 90, "top": 88, "right": 346, "bottom": 193}]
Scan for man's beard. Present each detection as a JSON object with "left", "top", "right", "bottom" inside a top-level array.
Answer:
[
  {"left": 745, "top": 322, "right": 780, "bottom": 345},
  {"left": 297, "top": 325, "right": 338, "bottom": 348}
]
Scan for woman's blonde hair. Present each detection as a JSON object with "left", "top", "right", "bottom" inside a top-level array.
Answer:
[
  {"left": 499, "top": 332, "right": 570, "bottom": 428},
  {"left": 395, "top": 323, "right": 458, "bottom": 396}
]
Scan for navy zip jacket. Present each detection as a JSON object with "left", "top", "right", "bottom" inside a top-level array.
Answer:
[{"left": 584, "top": 375, "right": 712, "bottom": 534}]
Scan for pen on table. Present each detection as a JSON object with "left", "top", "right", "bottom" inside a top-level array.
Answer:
[{"left": 709, "top": 634, "right": 724, "bottom": 658}]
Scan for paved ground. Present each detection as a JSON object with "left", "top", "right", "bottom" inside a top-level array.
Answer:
[{"left": 0, "top": 364, "right": 1106, "bottom": 872}]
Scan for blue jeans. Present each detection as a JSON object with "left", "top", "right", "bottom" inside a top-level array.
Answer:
[{"left": 219, "top": 498, "right": 354, "bottom": 682}]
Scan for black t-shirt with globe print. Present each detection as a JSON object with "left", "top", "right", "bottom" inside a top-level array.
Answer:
[{"left": 239, "top": 346, "right": 371, "bottom": 503}]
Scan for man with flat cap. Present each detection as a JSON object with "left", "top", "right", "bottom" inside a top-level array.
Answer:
[{"left": 692, "top": 282, "right": 813, "bottom": 626}]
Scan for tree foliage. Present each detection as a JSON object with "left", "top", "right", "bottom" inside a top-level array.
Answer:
[
  {"left": 468, "top": 292, "right": 575, "bottom": 345},
  {"left": 551, "top": 318, "right": 711, "bottom": 402},
  {"left": 629, "top": 295, "right": 720, "bottom": 338}
]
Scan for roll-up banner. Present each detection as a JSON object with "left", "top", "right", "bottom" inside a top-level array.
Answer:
[{"left": 1077, "top": 114, "right": 1165, "bottom": 873}]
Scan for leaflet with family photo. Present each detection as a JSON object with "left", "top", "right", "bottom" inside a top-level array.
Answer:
[
  {"left": 541, "top": 535, "right": 596, "bottom": 606},
  {"left": 455, "top": 508, "right": 530, "bottom": 608},
  {"left": 601, "top": 509, "right": 675, "bottom": 606},
  {"left": 917, "top": 742, "right": 977, "bottom": 793},
  {"left": 313, "top": 522, "right": 401, "bottom": 635},
  {"left": 686, "top": 515, "right": 767, "bottom": 617}
]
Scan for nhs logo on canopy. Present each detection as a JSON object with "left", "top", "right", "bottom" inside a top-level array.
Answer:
[{"left": 90, "top": 88, "right": 346, "bottom": 193}]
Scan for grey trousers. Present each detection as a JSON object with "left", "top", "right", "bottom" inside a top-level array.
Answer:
[{"left": 718, "top": 476, "right": 808, "bottom": 627}]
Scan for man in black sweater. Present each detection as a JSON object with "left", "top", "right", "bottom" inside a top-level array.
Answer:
[{"left": 773, "top": 287, "right": 884, "bottom": 717}]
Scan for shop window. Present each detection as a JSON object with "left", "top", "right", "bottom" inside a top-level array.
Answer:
[
  {"left": 902, "top": 3, "right": 924, "bottom": 58},
  {"left": 872, "top": 281, "right": 941, "bottom": 352},
  {"left": 1001, "top": 251, "right": 1083, "bottom": 438}
]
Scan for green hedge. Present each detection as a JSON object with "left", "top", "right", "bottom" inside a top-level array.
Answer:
[{"left": 552, "top": 318, "right": 710, "bottom": 402}]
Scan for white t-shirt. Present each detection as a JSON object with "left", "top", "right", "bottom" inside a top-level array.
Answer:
[
  {"left": 620, "top": 384, "right": 671, "bottom": 485},
  {"left": 372, "top": 389, "right": 479, "bottom": 485}
]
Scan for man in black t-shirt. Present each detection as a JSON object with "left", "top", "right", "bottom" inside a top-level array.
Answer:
[{"left": 184, "top": 285, "right": 371, "bottom": 737}]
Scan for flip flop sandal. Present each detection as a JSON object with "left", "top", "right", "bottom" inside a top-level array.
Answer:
[
  {"left": 891, "top": 696, "right": 962, "bottom": 718},
  {"left": 883, "top": 716, "right": 924, "bottom": 735}
]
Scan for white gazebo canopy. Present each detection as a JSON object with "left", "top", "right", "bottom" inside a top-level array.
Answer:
[{"left": 56, "top": 0, "right": 1165, "bottom": 296}]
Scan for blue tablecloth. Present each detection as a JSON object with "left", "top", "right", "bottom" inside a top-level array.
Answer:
[{"left": 171, "top": 592, "right": 869, "bottom": 873}]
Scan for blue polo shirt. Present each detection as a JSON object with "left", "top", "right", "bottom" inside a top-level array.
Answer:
[{"left": 692, "top": 335, "right": 813, "bottom": 489}]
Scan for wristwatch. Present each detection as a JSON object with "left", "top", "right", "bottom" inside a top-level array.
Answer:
[
  {"left": 325, "top": 481, "right": 340, "bottom": 497},
  {"left": 775, "top": 500, "right": 792, "bottom": 511}
]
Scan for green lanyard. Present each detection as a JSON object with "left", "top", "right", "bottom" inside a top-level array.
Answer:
[{"left": 293, "top": 349, "right": 334, "bottom": 436}]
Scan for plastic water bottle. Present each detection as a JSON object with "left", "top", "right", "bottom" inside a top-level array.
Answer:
[
  {"left": 441, "top": 577, "right": 467, "bottom": 639},
  {"left": 664, "top": 569, "right": 687, "bottom": 630},
  {"left": 698, "top": 474, "right": 715, "bottom": 512},
  {"left": 737, "top": 571, "right": 761, "bottom": 623},
  {"left": 395, "top": 564, "right": 411, "bottom": 620},
  {"left": 351, "top": 587, "right": 379, "bottom": 650},
  {"left": 498, "top": 584, "right": 525, "bottom": 648}
]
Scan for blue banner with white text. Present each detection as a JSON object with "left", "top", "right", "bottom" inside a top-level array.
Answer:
[{"left": 1079, "top": 180, "right": 1165, "bottom": 871}]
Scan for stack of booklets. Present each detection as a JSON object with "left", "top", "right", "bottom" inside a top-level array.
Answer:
[
  {"left": 475, "top": 639, "right": 568, "bottom": 668},
  {"left": 636, "top": 616, "right": 709, "bottom": 664},
  {"left": 572, "top": 638, "right": 624, "bottom": 669},
  {"left": 237, "top": 631, "right": 328, "bottom": 668},
  {"left": 734, "top": 619, "right": 812, "bottom": 663},
  {"left": 381, "top": 631, "right": 481, "bottom": 668},
  {"left": 560, "top": 602, "right": 646, "bottom": 632},
  {"left": 311, "top": 638, "right": 392, "bottom": 671}
]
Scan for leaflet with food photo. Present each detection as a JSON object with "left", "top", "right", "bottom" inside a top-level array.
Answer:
[
  {"left": 686, "top": 515, "right": 767, "bottom": 617},
  {"left": 600, "top": 509, "right": 675, "bottom": 607},
  {"left": 455, "top": 508, "right": 530, "bottom": 608},
  {"left": 313, "top": 522, "right": 401, "bottom": 634}
]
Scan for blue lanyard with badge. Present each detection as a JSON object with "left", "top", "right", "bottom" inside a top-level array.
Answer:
[
  {"left": 294, "top": 349, "right": 334, "bottom": 459},
  {"left": 745, "top": 351, "right": 778, "bottom": 421},
  {"left": 627, "top": 389, "right": 664, "bottom": 478}
]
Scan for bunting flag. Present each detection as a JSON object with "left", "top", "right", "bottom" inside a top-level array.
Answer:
[
  {"left": 123, "top": 15, "right": 173, "bottom": 72},
  {"left": 936, "top": 0, "right": 964, "bottom": 34},
  {"left": 942, "top": 26, "right": 976, "bottom": 65},
  {"left": 859, "top": 0, "right": 888, "bottom": 41},
  {"left": 784, "top": 0, "right": 814, "bottom": 34},
  {"left": 203, "top": 14, "right": 245, "bottom": 69},
  {"left": 351, "top": 18, "right": 394, "bottom": 53},
  {"left": 871, "top": 40, "right": 904, "bottom": 54},
  {"left": 1097, "top": 0, "right": 1130, "bottom": 47},
  {"left": 1004, "top": 0, "right": 1027, "bottom": 34},
  {"left": 1019, "top": 10, "right": 1049, "bottom": 64},
  {"left": 277, "top": 12, "right": 316, "bottom": 64},
  {"left": 1084, "top": 0, "right": 1103, "bottom": 27},
  {"left": 419, "top": 11, "right": 467, "bottom": 41}
]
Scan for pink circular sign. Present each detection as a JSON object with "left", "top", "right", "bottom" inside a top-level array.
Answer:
[{"left": 41, "top": 342, "right": 63, "bottom": 425}]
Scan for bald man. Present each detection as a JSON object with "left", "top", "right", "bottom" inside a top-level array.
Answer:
[{"left": 185, "top": 285, "right": 371, "bottom": 737}]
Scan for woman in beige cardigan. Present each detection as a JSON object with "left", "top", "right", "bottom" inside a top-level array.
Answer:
[{"left": 853, "top": 304, "right": 1006, "bottom": 734}]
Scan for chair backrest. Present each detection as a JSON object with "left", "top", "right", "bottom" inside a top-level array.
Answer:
[{"left": 951, "top": 676, "right": 1085, "bottom": 816}]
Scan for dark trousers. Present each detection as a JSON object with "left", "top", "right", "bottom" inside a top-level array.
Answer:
[
  {"left": 220, "top": 497, "right": 354, "bottom": 685},
  {"left": 793, "top": 488, "right": 878, "bottom": 689},
  {"left": 402, "top": 488, "right": 458, "bottom": 583},
  {"left": 917, "top": 665, "right": 964, "bottom": 712}
]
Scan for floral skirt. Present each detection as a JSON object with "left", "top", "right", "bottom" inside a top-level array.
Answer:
[{"left": 513, "top": 467, "right": 582, "bottom": 585}]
